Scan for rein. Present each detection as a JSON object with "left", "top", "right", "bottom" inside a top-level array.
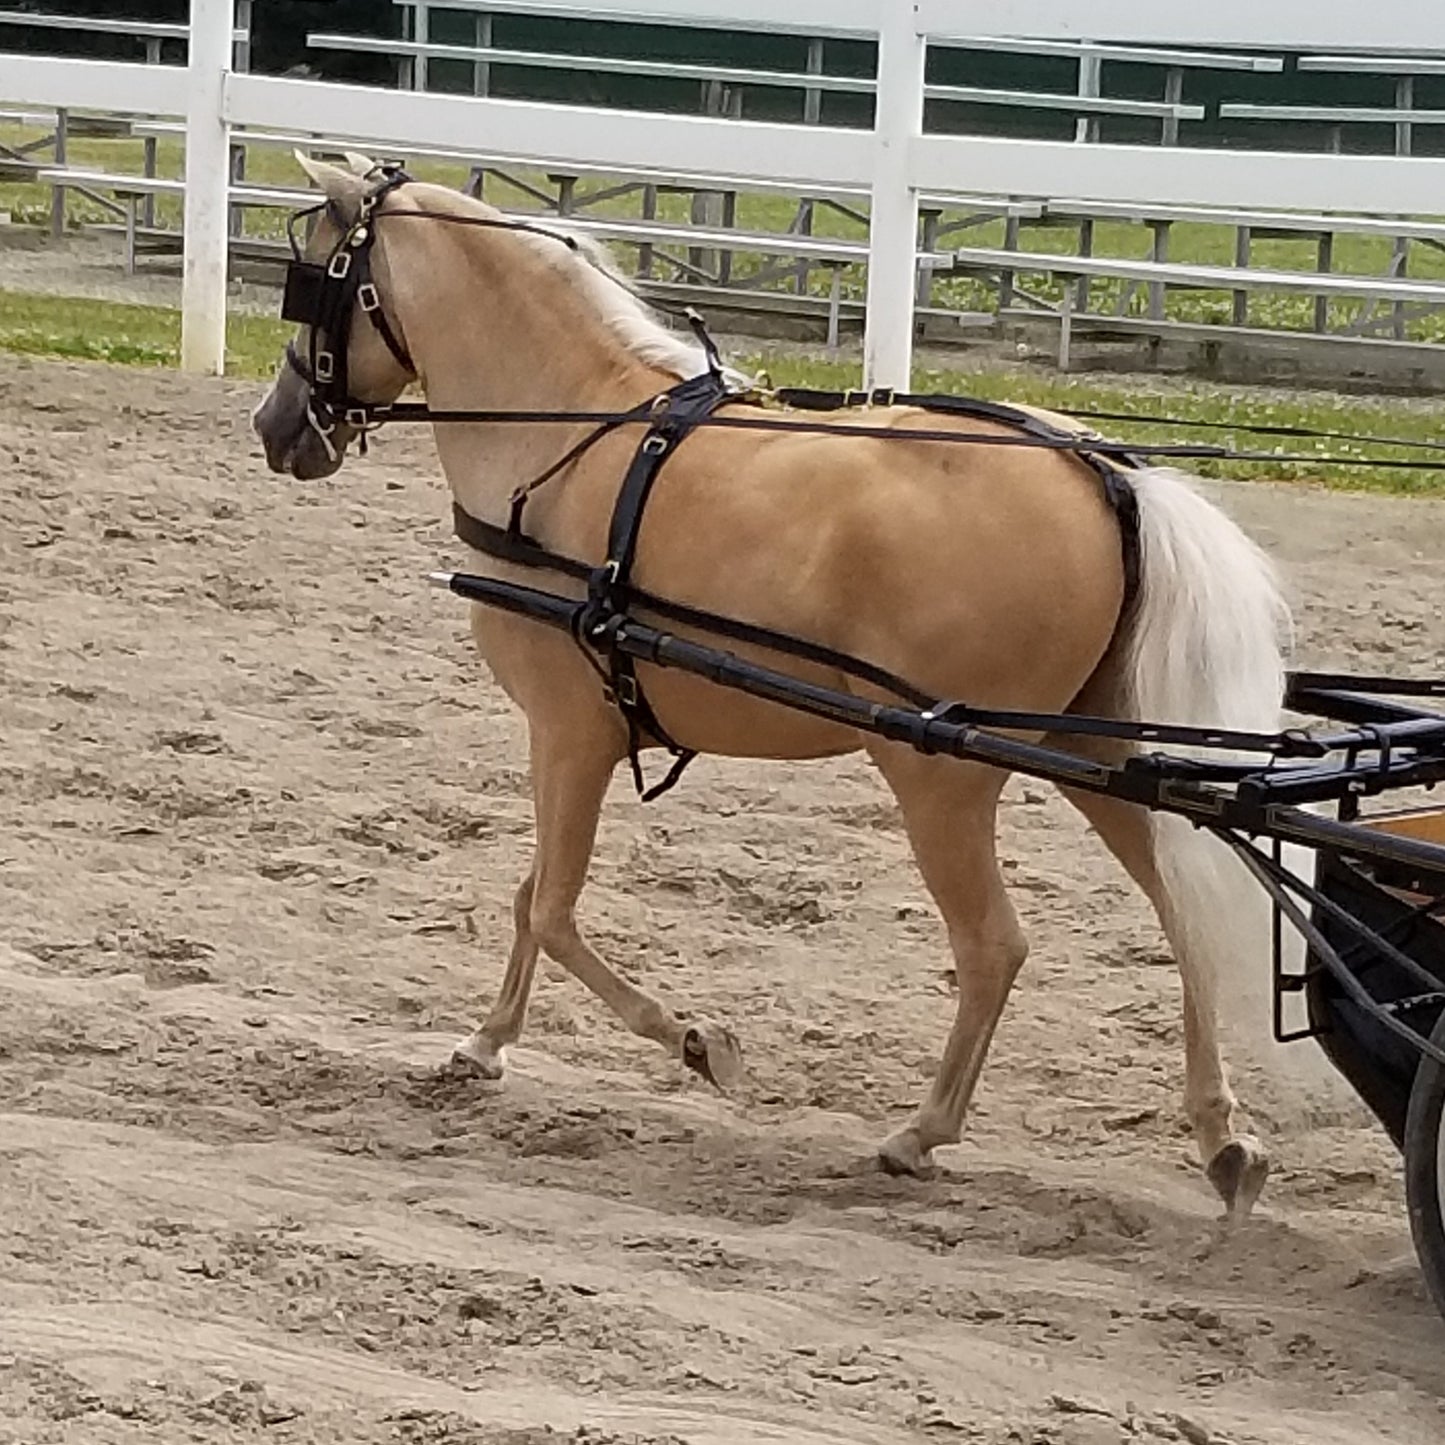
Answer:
[{"left": 280, "top": 167, "right": 1445, "bottom": 473}]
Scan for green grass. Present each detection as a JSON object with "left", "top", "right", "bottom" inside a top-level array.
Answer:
[
  {"left": 0, "top": 287, "right": 292, "bottom": 376},
  {"left": 3, "top": 284, "right": 1440, "bottom": 496}
]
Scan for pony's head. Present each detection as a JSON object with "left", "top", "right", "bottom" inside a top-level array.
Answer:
[
  {"left": 252, "top": 152, "right": 417, "bottom": 480},
  {"left": 253, "top": 150, "right": 748, "bottom": 480}
]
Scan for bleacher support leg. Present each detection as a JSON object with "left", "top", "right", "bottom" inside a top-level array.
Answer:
[
  {"left": 792, "top": 197, "right": 814, "bottom": 295},
  {"left": 917, "top": 208, "right": 939, "bottom": 308},
  {"left": 50, "top": 108, "right": 66, "bottom": 239},
  {"left": 1148, "top": 220, "right": 1169, "bottom": 321},
  {"left": 1393, "top": 235, "right": 1409, "bottom": 342},
  {"left": 473, "top": 13, "right": 492, "bottom": 97},
  {"left": 1161, "top": 68, "right": 1183, "bottom": 147},
  {"left": 999, "top": 213, "right": 1019, "bottom": 312},
  {"left": 1059, "top": 282, "right": 1075, "bottom": 372},
  {"left": 826, "top": 264, "right": 842, "bottom": 353},
  {"left": 1394, "top": 77, "right": 1413, "bottom": 343},
  {"left": 639, "top": 184, "right": 656, "bottom": 280},
  {"left": 142, "top": 135, "right": 157, "bottom": 228},
  {"left": 803, "top": 38, "right": 823, "bottom": 127},
  {"left": 1315, "top": 232, "right": 1334, "bottom": 334},
  {"left": 1233, "top": 226, "right": 1250, "bottom": 326},
  {"left": 1077, "top": 217, "right": 1093, "bottom": 313}
]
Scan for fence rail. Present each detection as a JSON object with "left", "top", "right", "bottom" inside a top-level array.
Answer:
[{"left": 7, "top": 1, "right": 1445, "bottom": 384}]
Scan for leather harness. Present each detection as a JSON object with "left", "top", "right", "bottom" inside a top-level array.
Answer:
[{"left": 280, "top": 166, "right": 1144, "bottom": 802}]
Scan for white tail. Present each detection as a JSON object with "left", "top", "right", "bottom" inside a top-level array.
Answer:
[
  {"left": 1119, "top": 468, "right": 1344, "bottom": 1114},
  {"left": 1124, "top": 467, "right": 1290, "bottom": 740}
]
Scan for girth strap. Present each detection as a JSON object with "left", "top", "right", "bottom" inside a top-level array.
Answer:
[
  {"left": 453, "top": 369, "right": 736, "bottom": 803},
  {"left": 575, "top": 368, "right": 735, "bottom": 801}
]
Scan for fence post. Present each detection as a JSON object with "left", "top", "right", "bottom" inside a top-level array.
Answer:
[
  {"left": 181, "top": 0, "right": 234, "bottom": 375},
  {"left": 863, "top": 1, "right": 924, "bottom": 391},
  {"left": 234, "top": 0, "right": 253, "bottom": 74}
]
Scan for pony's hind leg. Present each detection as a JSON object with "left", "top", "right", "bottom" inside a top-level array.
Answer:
[
  {"left": 471, "top": 716, "right": 743, "bottom": 1090},
  {"left": 1052, "top": 781, "right": 1269, "bottom": 1221},
  {"left": 867, "top": 745, "right": 1027, "bottom": 1176}
]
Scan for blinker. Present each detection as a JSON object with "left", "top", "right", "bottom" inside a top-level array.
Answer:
[{"left": 281, "top": 261, "right": 326, "bottom": 325}]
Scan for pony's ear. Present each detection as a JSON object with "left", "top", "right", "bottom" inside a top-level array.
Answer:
[
  {"left": 293, "top": 150, "right": 367, "bottom": 213},
  {"left": 342, "top": 150, "right": 379, "bottom": 178}
]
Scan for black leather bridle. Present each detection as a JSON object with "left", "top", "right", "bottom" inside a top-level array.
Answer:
[
  {"left": 280, "top": 165, "right": 420, "bottom": 461},
  {"left": 279, "top": 162, "right": 615, "bottom": 460}
]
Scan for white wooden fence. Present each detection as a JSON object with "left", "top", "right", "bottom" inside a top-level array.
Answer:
[{"left": 6, "top": 1, "right": 1445, "bottom": 384}]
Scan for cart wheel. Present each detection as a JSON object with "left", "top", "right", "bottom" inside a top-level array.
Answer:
[{"left": 1404, "top": 1010, "right": 1445, "bottom": 1322}]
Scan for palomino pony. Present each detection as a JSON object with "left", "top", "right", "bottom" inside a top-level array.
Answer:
[{"left": 253, "top": 156, "right": 1291, "bottom": 1218}]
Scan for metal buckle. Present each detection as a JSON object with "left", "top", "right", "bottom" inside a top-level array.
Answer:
[
  {"left": 344, "top": 407, "right": 371, "bottom": 428},
  {"left": 315, "top": 350, "right": 335, "bottom": 383},
  {"left": 327, "top": 250, "right": 352, "bottom": 280},
  {"left": 611, "top": 674, "right": 639, "bottom": 708},
  {"left": 349, "top": 224, "right": 370, "bottom": 248},
  {"left": 357, "top": 282, "right": 381, "bottom": 313},
  {"left": 641, "top": 434, "right": 668, "bottom": 456}
]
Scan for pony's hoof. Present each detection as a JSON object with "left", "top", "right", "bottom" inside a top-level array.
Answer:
[
  {"left": 877, "top": 1128, "right": 937, "bottom": 1179},
  {"left": 1206, "top": 1135, "right": 1270, "bottom": 1221},
  {"left": 449, "top": 1033, "right": 506, "bottom": 1081},
  {"left": 681, "top": 1021, "right": 743, "bottom": 1091}
]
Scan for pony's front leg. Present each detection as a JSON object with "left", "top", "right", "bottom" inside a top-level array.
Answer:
[
  {"left": 467, "top": 715, "right": 743, "bottom": 1090},
  {"left": 451, "top": 868, "right": 537, "bottom": 1078}
]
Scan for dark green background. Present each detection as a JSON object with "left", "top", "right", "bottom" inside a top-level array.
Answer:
[{"left": 6, "top": 2, "right": 1441, "bottom": 154}]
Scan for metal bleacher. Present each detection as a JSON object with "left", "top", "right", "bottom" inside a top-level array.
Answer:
[{"left": 10, "top": 4, "right": 1445, "bottom": 379}]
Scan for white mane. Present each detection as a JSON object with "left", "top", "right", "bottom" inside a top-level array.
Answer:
[
  {"left": 513, "top": 220, "right": 751, "bottom": 384},
  {"left": 372, "top": 173, "right": 751, "bottom": 384}
]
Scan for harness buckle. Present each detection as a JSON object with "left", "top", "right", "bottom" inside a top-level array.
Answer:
[
  {"left": 357, "top": 282, "right": 381, "bottom": 313},
  {"left": 344, "top": 407, "right": 372, "bottom": 428},
  {"left": 349, "top": 224, "right": 370, "bottom": 248},
  {"left": 327, "top": 250, "right": 353, "bottom": 280},
  {"left": 315, "top": 349, "right": 335, "bottom": 383},
  {"left": 609, "top": 674, "right": 639, "bottom": 709},
  {"left": 641, "top": 434, "right": 668, "bottom": 456}
]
